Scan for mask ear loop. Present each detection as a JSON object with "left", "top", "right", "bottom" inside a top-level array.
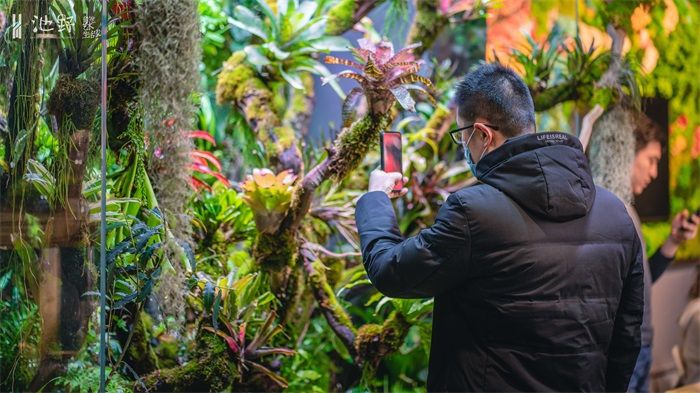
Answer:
[
  {"left": 461, "top": 128, "right": 474, "bottom": 159},
  {"left": 474, "top": 124, "right": 493, "bottom": 161}
]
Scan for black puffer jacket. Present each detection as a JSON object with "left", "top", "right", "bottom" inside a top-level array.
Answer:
[{"left": 355, "top": 132, "right": 644, "bottom": 392}]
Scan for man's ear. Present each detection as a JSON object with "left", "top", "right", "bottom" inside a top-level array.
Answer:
[{"left": 474, "top": 123, "right": 493, "bottom": 145}]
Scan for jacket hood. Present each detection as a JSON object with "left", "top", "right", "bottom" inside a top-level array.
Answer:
[{"left": 475, "top": 132, "right": 596, "bottom": 222}]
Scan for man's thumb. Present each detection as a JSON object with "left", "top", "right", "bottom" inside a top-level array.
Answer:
[{"left": 387, "top": 172, "right": 402, "bottom": 180}]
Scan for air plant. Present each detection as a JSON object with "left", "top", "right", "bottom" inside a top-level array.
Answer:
[
  {"left": 322, "top": 38, "right": 437, "bottom": 120},
  {"left": 50, "top": 0, "right": 117, "bottom": 78},
  {"left": 505, "top": 23, "right": 565, "bottom": 94},
  {"left": 240, "top": 169, "right": 297, "bottom": 234},
  {"left": 203, "top": 311, "right": 294, "bottom": 389},
  {"left": 503, "top": 24, "right": 618, "bottom": 111},
  {"left": 188, "top": 131, "right": 231, "bottom": 190},
  {"left": 231, "top": 0, "right": 350, "bottom": 97}
]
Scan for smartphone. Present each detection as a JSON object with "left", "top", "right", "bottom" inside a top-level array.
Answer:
[{"left": 380, "top": 131, "right": 403, "bottom": 192}]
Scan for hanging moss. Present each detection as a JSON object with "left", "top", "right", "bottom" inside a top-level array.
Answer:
[
  {"left": 329, "top": 114, "right": 391, "bottom": 181},
  {"left": 253, "top": 230, "right": 298, "bottom": 272},
  {"left": 47, "top": 75, "right": 99, "bottom": 130},
  {"left": 588, "top": 105, "right": 637, "bottom": 204},
  {"left": 137, "top": 0, "right": 200, "bottom": 243}
]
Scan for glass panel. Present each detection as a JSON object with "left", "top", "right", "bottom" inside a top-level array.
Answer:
[{"left": 1, "top": 0, "right": 106, "bottom": 390}]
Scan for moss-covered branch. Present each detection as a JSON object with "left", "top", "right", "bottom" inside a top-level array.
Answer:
[
  {"left": 328, "top": 114, "right": 391, "bottom": 181},
  {"left": 595, "top": 23, "right": 627, "bottom": 90},
  {"left": 138, "top": 331, "right": 237, "bottom": 392},
  {"left": 301, "top": 245, "right": 357, "bottom": 358},
  {"left": 406, "top": 0, "right": 449, "bottom": 58},
  {"left": 216, "top": 51, "right": 302, "bottom": 173},
  {"left": 532, "top": 82, "right": 579, "bottom": 112},
  {"left": 354, "top": 311, "right": 409, "bottom": 366},
  {"left": 325, "top": 0, "right": 385, "bottom": 36}
]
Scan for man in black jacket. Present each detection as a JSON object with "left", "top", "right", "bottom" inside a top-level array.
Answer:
[{"left": 355, "top": 64, "right": 644, "bottom": 392}]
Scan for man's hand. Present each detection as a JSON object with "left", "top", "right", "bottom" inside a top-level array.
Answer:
[
  {"left": 368, "top": 169, "right": 408, "bottom": 198},
  {"left": 670, "top": 209, "right": 699, "bottom": 244},
  {"left": 661, "top": 209, "right": 699, "bottom": 258}
]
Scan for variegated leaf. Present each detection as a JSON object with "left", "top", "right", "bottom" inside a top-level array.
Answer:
[
  {"left": 390, "top": 85, "right": 416, "bottom": 112},
  {"left": 342, "top": 87, "right": 365, "bottom": 127},
  {"left": 324, "top": 55, "right": 364, "bottom": 70}
]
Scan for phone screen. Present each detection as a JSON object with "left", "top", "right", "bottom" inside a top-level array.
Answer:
[{"left": 381, "top": 132, "right": 403, "bottom": 191}]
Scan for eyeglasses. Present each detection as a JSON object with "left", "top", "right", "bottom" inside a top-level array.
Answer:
[{"left": 449, "top": 123, "right": 500, "bottom": 145}]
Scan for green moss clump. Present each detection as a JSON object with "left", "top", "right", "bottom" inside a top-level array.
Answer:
[
  {"left": 406, "top": 0, "right": 449, "bottom": 58},
  {"left": 253, "top": 230, "right": 298, "bottom": 272},
  {"left": 47, "top": 75, "right": 99, "bottom": 130},
  {"left": 322, "top": 257, "right": 344, "bottom": 287},
  {"left": 329, "top": 114, "right": 391, "bottom": 181},
  {"left": 216, "top": 51, "right": 278, "bottom": 136},
  {"left": 124, "top": 312, "right": 160, "bottom": 374},
  {"left": 354, "top": 312, "right": 409, "bottom": 364},
  {"left": 325, "top": 0, "right": 357, "bottom": 36},
  {"left": 138, "top": 330, "right": 234, "bottom": 392}
]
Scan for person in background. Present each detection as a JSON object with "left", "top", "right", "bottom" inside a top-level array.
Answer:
[
  {"left": 354, "top": 63, "right": 644, "bottom": 392},
  {"left": 625, "top": 113, "right": 699, "bottom": 393},
  {"left": 677, "top": 266, "right": 700, "bottom": 386}
]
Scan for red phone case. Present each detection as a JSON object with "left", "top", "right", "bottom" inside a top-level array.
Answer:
[{"left": 381, "top": 132, "right": 403, "bottom": 191}]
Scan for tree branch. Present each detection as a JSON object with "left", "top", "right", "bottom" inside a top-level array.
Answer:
[
  {"left": 406, "top": 0, "right": 450, "bottom": 57},
  {"left": 300, "top": 244, "right": 357, "bottom": 358},
  {"left": 325, "top": 0, "right": 385, "bottom": 36},
  {"left": 595, "top": 23, "right": 626, "bottom": 90}
]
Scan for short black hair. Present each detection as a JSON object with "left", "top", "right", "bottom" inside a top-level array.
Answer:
[
  {"left": 633, "top": 111, "right": 665, "bottom": 153},
  {"left": 455, "top": 63, "right": 536, "bottom": 137}
]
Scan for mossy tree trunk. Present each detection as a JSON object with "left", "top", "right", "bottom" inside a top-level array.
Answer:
[{"left": 406, "top": 0, "right": 449, "bottom": 58}]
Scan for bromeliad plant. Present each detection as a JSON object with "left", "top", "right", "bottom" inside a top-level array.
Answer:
[
  {"left": 319, "top": 38, "right": 436, "bottom": 181},
  {"left": 203, "top": 311, "right": 295, "bottom": 389},
  {"left": 500, "top": 24, "right": 637, "bottom": 111},
  {"left": 241, "top": 169, "right": 297, "bottom": 234},
  {"left": 188, "top": 131, "right": 231, "bottom": 190},
  {"left": 323, "top": 38, "right": 437, "bottom": 117}
]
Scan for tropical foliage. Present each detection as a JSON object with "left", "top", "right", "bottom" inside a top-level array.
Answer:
[{"left": 0, "top": 0, "right": 697, "bottom": 392}]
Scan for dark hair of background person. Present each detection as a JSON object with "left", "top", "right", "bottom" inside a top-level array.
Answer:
[
  {"left": 633, "top": 111, "right": 666, "bottom": 152},
  {"left": 454, "top": 63, "right": 536, "bottom": 138}
]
